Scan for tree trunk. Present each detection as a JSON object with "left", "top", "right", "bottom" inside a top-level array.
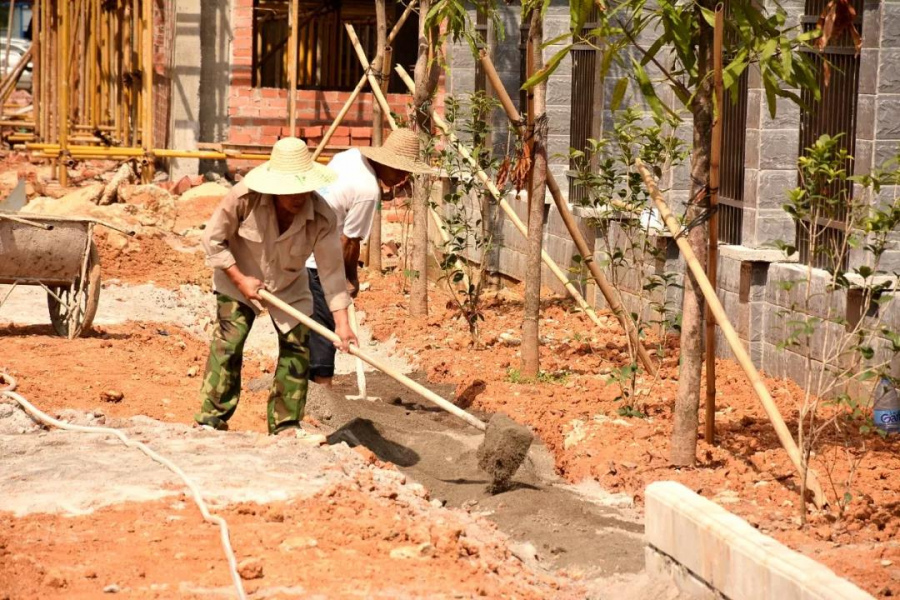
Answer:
[
  {"left": 521, "top": 8, "right": 547, "bottom": 379},
  {"left": 368, "top": 0, "right": 387, "bottom": 273},
  {"left": 409, "top": 0, "right": 441, "bottom": 317},
  {"left": 670, "top": 6, "right": 714, "bottom": 466}
]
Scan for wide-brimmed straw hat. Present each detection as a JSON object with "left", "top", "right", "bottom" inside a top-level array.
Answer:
[
  {"left": 360, "top": 128, "right": 435, "bottom": 174},
  {"left": 243, "top": 137, "right": 337, "bottom": 195}
]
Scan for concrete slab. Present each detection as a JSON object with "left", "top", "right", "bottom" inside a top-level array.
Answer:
[{"left": 645, "top": 481, "right": 874, "bottom": 600}]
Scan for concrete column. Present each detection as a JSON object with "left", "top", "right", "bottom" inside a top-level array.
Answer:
[{"left": 169, "top": 0, "right": 202, "bottom": 179}]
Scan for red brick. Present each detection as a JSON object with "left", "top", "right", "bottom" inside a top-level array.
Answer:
[
  {"left": 330, "top": 136, "right": 350, "bottom": 146},
  {"left": 333, "top": 126, "right": 350, "bottom": 136},
  {"left": 302, "top": 125, "right": 323, "bottom": 138},
  {"left": 351, "top": 137, "right": 370, "bottom": 147},
  {"left": 230, "top": 132, "right": 253, "bottom": 145},
  {"left": 172, "top": 176, "right": 193, "bottom": 196},
  {"left": 350, "top": 127, "right": 370, "bottom": 139}
]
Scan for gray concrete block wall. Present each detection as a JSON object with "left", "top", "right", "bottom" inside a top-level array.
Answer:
[{"left": 436, "top": 0, "right": 900, "bottom": 402}]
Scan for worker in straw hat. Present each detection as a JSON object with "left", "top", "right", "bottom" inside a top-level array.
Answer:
[
  {"left": 194, "top": 137, "right": 357, "bottom": 435},
  {"left": 306, "top": 127, "right": 434, "bottom": 387}
]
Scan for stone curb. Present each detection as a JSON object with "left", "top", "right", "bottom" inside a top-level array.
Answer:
[{"left": 645, "top": 481, "right": 874, "bottom": 600}]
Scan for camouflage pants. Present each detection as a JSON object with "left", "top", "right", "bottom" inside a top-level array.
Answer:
[{"left": 194, "top": 293, "right": 310, "bottom": 434}]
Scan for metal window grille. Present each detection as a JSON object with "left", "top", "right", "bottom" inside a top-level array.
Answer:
[
  {"left": 474, "top": 9, "right": 488, "bottom": 94},
  {"left": 252, "top": 0, "right": 380, "bottom": 91},
  {"left": 568, "top": 7, "right": 601, "bottom": 203},
  {"left": 717, "top": 1, "right": 750, "bottom": 245},
  {"left": 796, "top": 0, "right": 862, "bottom": 270},
  {"left": 518, "top": 22, "right": 529, "bottom": 118}
]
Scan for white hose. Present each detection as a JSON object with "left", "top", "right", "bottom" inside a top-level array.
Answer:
[{"left": 0, "top": 373, "right": 248, "bottom": 600}]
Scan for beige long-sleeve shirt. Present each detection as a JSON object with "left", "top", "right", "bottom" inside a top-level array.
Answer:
[{"left": 202, "top": 182, "right": 352, "bottom": 332}]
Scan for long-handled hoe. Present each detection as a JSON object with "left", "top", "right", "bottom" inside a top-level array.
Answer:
[
  {"left": 259, "top": 290, "right": 533, "bottom": 492},
  {"left": 345, "top": 304, "right": 380, "bottom": 402}
]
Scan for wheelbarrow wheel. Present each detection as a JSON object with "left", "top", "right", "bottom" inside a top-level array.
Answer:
[{"left": 47, "top": 242, "right": 101, "bottom": 339}]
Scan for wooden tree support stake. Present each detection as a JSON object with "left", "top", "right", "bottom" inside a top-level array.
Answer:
[
  {"left": 705, "top": 5, "right": 725, "bottom": 445},
  {"left": 635, "top": 158, "right": 827, "bottom": 510},
  {"left": 479, "top": 50, "right": 657, "bottom": 376}
]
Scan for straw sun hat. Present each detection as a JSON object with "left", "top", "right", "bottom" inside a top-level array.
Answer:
[
  {"left": 243, "top": 137, "right": 337, "bottom": 195},
  {"left": 360, "top": 128, "right": 435, "bottom": 174}
]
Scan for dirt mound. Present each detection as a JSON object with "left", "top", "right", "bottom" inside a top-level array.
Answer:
[
  {"left": 174, "top": 182, "right": 229, "bottom": 232},
  {"left": 22, "top": 183, "right": 176, "bottom": 234},
  {"left": 94, "top": 230, "right": 210, "bottom": 290}
]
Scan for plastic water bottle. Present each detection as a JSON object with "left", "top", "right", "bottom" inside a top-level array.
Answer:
[{"left": 873, "top": 377, "right": 900, "bottom": 435}]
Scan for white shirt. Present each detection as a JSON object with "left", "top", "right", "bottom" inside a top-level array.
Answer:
[{"left": 306, "top": 148, "right": 380, "bottom": 270}]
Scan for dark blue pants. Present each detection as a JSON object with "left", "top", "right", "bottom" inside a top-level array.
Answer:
[{"left": 307, "top": 268, "right": 336, "bottom": 379}]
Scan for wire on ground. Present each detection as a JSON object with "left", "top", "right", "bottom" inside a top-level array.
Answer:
[{"left": 0, "top": 372, "right": 248, "bottom": 600}]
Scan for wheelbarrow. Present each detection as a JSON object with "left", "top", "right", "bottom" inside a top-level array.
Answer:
[{"left": 0, "top": 212, "right": 132, "bottom": 338}]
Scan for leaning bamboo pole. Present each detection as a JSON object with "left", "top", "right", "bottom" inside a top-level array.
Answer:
[
  {"left": 705, "top": 6, "right": 725, "bottom": 444},
  {"left": 345, "top": 24, "right": 397, "bottom": 130},
  {"left": 396, "top": 65, "right": 606, "bottom": 329},
  {"left": 310, "top": 0, "right": 417, "bottom": 161},
  {"left": 479, "top": 51, "right": 657, "bottom": 375},
  {"left": 635, "top": 158, "right": 827, "bottom": 509}
]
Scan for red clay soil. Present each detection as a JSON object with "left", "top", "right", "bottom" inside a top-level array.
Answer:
[
  {"left": 0, "top": 479, "right": 579, "bottom": 599},
  {"left": 356, "top": 273, "right": 900, "bottom": 598},
  {"left": 94, "top": 230, "right": 210, "bottom": 290},
  {"left": 0, "top": 322, "right": 271, "bottom": 434}
]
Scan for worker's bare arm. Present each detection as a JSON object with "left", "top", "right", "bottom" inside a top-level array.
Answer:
[
  {"left": 223, "top": 265, "right": 262, "bottom": 302},
  {"left": 341, "top": 234, "right": 362, "bottom": 297}
]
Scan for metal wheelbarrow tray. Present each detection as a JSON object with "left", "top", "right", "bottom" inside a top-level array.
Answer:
[{"left": 0, "top": 213, "right": 129, "bottom": 339}]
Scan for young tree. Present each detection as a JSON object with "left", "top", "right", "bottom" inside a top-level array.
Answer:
[
  {"left": 525, "top": 0, "right": 819, "bottom": 465},
  {"left": 409, "top": 0, "right": 442, "bottom": 316},
  {"left": 368, "top": 0, "right": 388, "bottom": 273},
  {"left": 520, "top": 2, "right": 548, "bottom": 378}
]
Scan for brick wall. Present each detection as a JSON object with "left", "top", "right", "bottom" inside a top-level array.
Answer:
[
  {"left": 227, "top": 87, "right": 409, "bottom": 148},
  {"left": 227, "top": 0, "right": 416, "bottom": 170}
]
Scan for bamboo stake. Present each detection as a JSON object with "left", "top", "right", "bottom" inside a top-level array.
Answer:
[
  {"left": 479, "top": 50, "right": 657, "bottom": 375},
  {"left": 345, "top": 24, "right": 397, "bottom": 130},
  {"left": 706, "top": 6, "right": 725, "bottom": 445},
  {"left": 635, "top": 158, "right": 827, "bottom": 509},
  {"left": 141, "top": 0, "right": 153, "bottom": 182},
  {"left": 58, "top": 0, "right": 69, "bottom": 186},
  {"left": 311, "top": 0, "right": 416, "bottom": 161},
  {"left": 258, "top": 290, "right": 486, "bottom": 431},
  {"left": 368, "top": 45, "right": 392, "bottom": 272},
  {"left": 287, "top": 0, "right": 299, "bottom": 135},
  {"left": 396, "top": 64, "right": 605, "bottom": 329}
]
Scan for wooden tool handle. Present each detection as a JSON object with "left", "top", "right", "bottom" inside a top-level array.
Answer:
[{"left": 258, "top": 290, "right": 486, "bottom": 431}]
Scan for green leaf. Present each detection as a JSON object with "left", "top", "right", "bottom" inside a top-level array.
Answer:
[
  {"left": 611, "top": 77, "right": 629, "bottom": 111},
  {"left": 570, "top": 0, "right": 595, "bottom": 33},
  {"left": 631, "top": 57, "right": 666, "bottom": 120},
  {"left": 522, "top": 43, "right": 573, "bottom": 90},
  {"left": 699, "top": 5, "right": 717, "bottom": 27}
]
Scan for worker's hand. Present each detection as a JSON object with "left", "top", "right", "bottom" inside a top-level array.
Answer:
[
  {"left": 332, "top": 308, "right": 358, "bottom": 353},
  {"left": 334, "top": 320, "right": 358, "bottom": 353},
  {"left": 236, "top": 275, "right": 264, "bottom": 302}
]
